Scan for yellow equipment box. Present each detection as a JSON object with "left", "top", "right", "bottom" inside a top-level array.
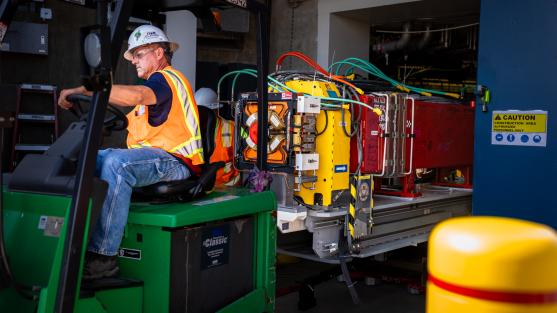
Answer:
[{"left": 284, "top": 80, "right": 351, "bottom": 207}]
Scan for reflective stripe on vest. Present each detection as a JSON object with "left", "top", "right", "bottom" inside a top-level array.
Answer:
[
  {"left": 211, "top": 117, "right": 237, "bottom": 185},
  {"left": 160, "top": 68, "right": 204, "bottom": 162},
  {"left": 221, "top": 119, "right": 233, "bottom": 148},
  {"left": 126, "top": 66, "right": 204, "bottom": 165}
]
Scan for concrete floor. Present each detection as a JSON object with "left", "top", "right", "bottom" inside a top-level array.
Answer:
[{"left": 275, "top": 260, "right": 425, "bottom": 313}]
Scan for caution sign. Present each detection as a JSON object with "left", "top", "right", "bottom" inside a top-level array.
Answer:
[{"left": 492, "top": 110, "right": 547, "bottom": 147}]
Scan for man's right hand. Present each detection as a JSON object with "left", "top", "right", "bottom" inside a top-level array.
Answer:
[{"left": 58, "top": 86, "right": 91, "bottom": 109}]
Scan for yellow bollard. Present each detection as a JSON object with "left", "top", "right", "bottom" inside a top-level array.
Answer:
[{"left": 427, "top": 216, "right": 557, "bottom": 313}]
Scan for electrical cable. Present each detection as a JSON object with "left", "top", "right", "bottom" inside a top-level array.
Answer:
[
  {"left": 333, "top": 59, "right": 410, "bottom": 92},
  {"left": 329, "top": 58, "right": 461, "bottom": 99},
  {"left": 315, "top": 110, "right": 328, "bottom": 136},
  {"left": 375, "top": 23, "right": 479, "bottom": 34},
  {"left": 340, "top": 106, "right": 357, "bottom": 138},
  {"left": 275, "top": 51, "right": 364, "bottom": 95},
  {"left": 343, "top": 85, "right": 361, "bottom": 137},
  {"left": 261, "top": 74, "right": 382, "bottom": 116},
  {"left": 293, "top": 196, "right": 314, "bottom": 211},
  {"left": 217, "top": 70, "right": 284, "bottom": 101}
]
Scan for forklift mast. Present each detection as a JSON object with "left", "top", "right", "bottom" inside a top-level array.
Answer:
[
  {"left": 0, "top": 1, "right": 269, "bottom": 313},
  {"left": 0, "top": 0, "right": 18, "bottom": 43}
]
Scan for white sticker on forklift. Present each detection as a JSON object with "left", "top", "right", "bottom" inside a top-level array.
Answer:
[
  {"left": 192, "top": 195, "right": 239, "bottom": 206},
  {"left": 38, "top": 216, "right": 48, "bottom": 230},
  {"left": 491, "top": 110, "right": 547, "bottom": 147},
  {"left": 118, "top": 248, "right": 141, "bottom": 260}
]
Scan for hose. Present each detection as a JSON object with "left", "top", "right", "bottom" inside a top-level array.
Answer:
[
  {"left": 275, "top": 51, "right": 364, "bottom": 95},
  {"left": 261, "top": 73, "right": 382, "bottom": 116},
  {"left": 329, "top": 57, "right": 462, "bottom": 99},
  {"left": 217, "top": 69, "right": 284, "bottom": 101}
]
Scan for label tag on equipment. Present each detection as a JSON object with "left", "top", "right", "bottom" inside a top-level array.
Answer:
[
  {"left": 334, "top": 165, "right": 348, "bottom": 173},
  {"left": 118, "top": 248, "right": 142, "bottom": 260},
  {"left": 201, "top": 224, "right": 230, "bottom": 270},
  {"left": 491, "top": 110, "right": 547, "bottom": 147}
]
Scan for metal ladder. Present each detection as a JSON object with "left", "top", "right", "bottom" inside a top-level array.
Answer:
[{"left": 10, "top": 83, "right": 58, "bottom": 170}]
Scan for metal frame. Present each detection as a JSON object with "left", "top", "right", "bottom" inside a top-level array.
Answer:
[
  {"left": 2, "top": 1, "right": 269, "bottom": 312},
  {"left": 0, "top": 0, "right": 17, "bottom": 43}
]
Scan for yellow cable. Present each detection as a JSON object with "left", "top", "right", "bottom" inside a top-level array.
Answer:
[{"left": 444, "top": 92, "right": 462, "bottom": 99}]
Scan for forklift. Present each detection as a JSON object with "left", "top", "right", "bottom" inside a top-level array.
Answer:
[{"left": 0, "top": 0, "right": 276, "bottom": 312}]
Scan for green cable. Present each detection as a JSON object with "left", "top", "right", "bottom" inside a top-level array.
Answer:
[
  {"left": 255, "top": 71, "right": 381, "bottom": 114},
  {"left": 329, "top": 58, "right": 460, "bottom": 99},
  {"left": 229, "top": 69, "right": 381, "bottom": 114},
  {"left": 218, "top": 70, "right": 284, "bottom": 98}
]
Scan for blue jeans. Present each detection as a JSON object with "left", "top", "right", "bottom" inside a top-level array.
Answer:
[{"left": 88, "top": 147, "right": 191, "bottom": 256}]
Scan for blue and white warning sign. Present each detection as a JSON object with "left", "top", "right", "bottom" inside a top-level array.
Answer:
[{"left": 491, "top": 110, "right": 547, "bottom": 147}]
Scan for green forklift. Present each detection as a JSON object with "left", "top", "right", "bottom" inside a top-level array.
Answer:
[{"left": 0, "top": 1, "right": 276, "bottom": 312}]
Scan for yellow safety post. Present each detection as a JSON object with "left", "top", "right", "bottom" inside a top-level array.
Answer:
[{"left": 427, "top": 216, "right": 557, "bottom": 313}]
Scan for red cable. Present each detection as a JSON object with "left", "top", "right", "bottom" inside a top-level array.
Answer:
[{"left": 276, "top": 51, "right": 361, "bottom": 92}]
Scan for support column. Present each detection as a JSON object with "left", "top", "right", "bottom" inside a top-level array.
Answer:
[{"left": 165, "top": 10, "right": 197, "bottom": 90}]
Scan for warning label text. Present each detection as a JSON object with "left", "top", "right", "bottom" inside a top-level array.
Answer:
[{"left": 492, "top": 113, "right": 547, "bottom": 133}]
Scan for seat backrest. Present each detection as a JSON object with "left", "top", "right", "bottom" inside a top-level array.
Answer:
[{"left": 197, "top": 106, "right": 217, "bottom": 163}]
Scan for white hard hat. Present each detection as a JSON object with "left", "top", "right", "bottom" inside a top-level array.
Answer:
[
  {"left": 124, "top": 25, "right": 179, "bottom": 61},
  {"left": 195, "top": 88, "right": 221, "bottom": 109}
]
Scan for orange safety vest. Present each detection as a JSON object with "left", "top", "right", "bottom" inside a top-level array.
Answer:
[
  {"left": 126, "top": 66, "right": 204, "bottom": 174},
  {"left": 210, "top": 117, "right": 238, "bottom": 185}
]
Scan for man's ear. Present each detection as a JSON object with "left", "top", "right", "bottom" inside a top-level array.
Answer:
[{"left": 155, "top": 47, "right": 165, "bottom": 61}]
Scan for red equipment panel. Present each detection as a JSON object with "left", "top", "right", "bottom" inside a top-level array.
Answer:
[
  {"left": 410, "top": 98, "right": 474, "bottom": 169},
  {"left": 350, "top": 94, "right": 474, "bottom": 175},
  {"left": 349, "top": 94, "right": 384, "bottom": 173}
]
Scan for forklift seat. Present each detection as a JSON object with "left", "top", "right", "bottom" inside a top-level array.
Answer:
[{"left": 134, "top": 106, "right": 224, "bottom": 202}]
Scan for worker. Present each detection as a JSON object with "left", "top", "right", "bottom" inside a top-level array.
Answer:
[
  {"left": 194, "top": 87, "right": 222, "bottom": 109},
  {"left": 194, "top": 88, "right": 238, "bottom": 185},
  {"left": 58, "top": 25, "right": 204, "bottom": 280}
]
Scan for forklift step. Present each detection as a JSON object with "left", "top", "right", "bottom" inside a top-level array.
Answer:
[{"left": 80, "top": 277, "right": 143, "bottom": 299}]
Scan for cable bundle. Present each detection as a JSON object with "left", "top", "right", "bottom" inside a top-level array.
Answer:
[
  {"left": 275, "top": 51, "right": 363, "bottom": 95},
  {"left": 329, "top": 57, "right": 462, "bottom": 99}
]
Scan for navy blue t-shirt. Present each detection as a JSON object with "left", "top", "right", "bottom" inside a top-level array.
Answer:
[{"left": 143, "top": 72, "right": 172, "bottom": 127}]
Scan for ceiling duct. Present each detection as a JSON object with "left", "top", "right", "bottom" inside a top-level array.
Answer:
[
  {"left": 372, "top": 23, "right": 411, "bottom": 53},
  {"left": 416, "top": 25, "right": 431, "bottom": 49}
]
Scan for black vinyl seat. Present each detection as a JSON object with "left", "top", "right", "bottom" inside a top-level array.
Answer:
[{"left": 134, "top": 106, "right": 224, "bottom": 202}]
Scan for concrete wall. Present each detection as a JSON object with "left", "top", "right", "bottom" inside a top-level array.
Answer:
[
  {"left": 269, "top": 0, "right": 318, "bottom": 71},
  {"left": 327, "top": 13, "right": 369, "bottom": 73},
  {"left": 197, "top": 0, "right": 318, "bottom": 71},
  {"left": 166, "top": 10, "right": 197, "bottom": 90}
]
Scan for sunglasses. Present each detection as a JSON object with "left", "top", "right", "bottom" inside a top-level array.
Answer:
[{"left": 131, "top": 48, "right": 155, "bottom": 60}]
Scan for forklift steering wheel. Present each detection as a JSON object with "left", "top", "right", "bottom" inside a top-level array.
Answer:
[{"left": 66, "top": 94, "right": 128, "bottom": 131}]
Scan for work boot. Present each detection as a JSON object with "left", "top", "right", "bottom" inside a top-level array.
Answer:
[{"left": 82, "top": 251, "right": 119, "bottom": 281}]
